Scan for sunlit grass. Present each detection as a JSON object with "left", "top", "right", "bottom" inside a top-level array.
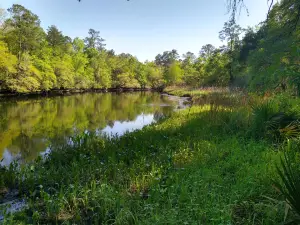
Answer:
[
  {"left": 164, "top": 86, "right": 230, "bottom": 97},
  {"left": 164, "top": 86, "right": 253, "bottom": 110},
  {"left": 1, "top": 91, "right": 300, "bottom": 224}
]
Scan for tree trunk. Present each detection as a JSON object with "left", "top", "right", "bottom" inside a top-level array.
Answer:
[{"left": 229, "top": 40, "right": 234, "bottom": 83}]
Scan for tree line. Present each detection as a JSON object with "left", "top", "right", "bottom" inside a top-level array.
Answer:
[{"left": 0, "top": 0, "right": 299, "bottom": 94}]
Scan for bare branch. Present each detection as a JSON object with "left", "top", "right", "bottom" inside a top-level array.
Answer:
[{"left": 267, "top": 0, "right": 274, "bottom": 20}]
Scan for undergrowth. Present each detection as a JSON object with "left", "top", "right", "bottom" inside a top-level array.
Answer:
[{"left": 1, "top": 89, "right": 300, "bottom": 224}]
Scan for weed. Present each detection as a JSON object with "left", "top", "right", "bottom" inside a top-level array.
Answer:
[{"left": 2, "top": 89, "right": 300, "bottom": 224}]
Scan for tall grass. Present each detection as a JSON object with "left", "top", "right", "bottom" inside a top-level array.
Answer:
[
  {"left": 250, "top": 100, "right": 300, "bottom": 142},
  {"left": 1, "top": 90, "right": 300, "bottom": 224},
  {"left": 274, "top": 141, "right": 300, "bottom": 224}
]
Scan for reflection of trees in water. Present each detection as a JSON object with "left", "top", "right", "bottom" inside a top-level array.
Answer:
[
  {"left": 153, "top": 107, "right": 174, "bottom": 121},
  {"left": 47, "top": 133, "right": 72, "bottom": 150},
  {"left": 0, "top": 92, "right": 177, "bottom": 163},
  {"left": 153, "top": 111, "right": 165, "bottom": 121},
  {"left": 8, "top": 132, "right": 48, "bottom": 163},
  {"left": 107, "top": 121, "right": 115, "bottom": 128}
]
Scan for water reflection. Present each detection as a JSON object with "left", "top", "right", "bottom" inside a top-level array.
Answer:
[
  {"left": 102, "top": 114, "right": 154, "bottom": 136},
  {"left": 0, "top": 92, "right": 182, "bottom": 165}
]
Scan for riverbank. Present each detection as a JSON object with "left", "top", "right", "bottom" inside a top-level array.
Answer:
[
  {"left": 1, "top": 88, "right": 300, "bottom": 224},
  {"left": 0, "top": 87, "right": 160, "bottom": 99},
  {"left": 0, "top": 92, "right": 181, "bottom": 166}
]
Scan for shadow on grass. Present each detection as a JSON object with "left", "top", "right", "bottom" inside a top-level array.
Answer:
[{"left": 1, "top": 106, "right": 286, "bottom": 224}]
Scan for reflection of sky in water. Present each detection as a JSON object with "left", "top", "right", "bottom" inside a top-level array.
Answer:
[
  {"left": 0, "top": 114, "right": 156, "bottom": 166},
  {"left": 101, "top": 114, "right": 154, "bottom": 136},
  {"left": 40, "top": 147, "right": 51, "bottom": 157},
  {"left": 0, "top": 92, "right": 187, "bottom": 166},
  {"left": 1, "top": 149, "right": 19, "bottom": 166}
]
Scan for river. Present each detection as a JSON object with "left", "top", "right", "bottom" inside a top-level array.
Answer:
[{"left": 0, "top": 92, "right": 187, "bottom": 166}]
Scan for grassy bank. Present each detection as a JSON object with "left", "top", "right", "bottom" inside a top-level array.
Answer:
[
  {"left": 1, "top": 89, "right": 300, "bottom": 224},
  {"left": 164, "top": 86, "right": 231, "bottom": 98},
  {"left": 164, "top": 86, "right": 248, "bottom": 108}
]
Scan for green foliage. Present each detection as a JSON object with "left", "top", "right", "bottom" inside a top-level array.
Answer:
[
  {"left": 154, "top": 49, "right": 179, "bottom": 67},
  {"left": 52, "top": 55, "right": 75, "bottom": 88},
  {"left": 84, "top": 28, "right": 106, "bottom": 51},
  {"left": 1, "top": 0, "right": 300, "bottom": 223},
  {"left": 3, "top": 92, "right": 297, "bottom": 224},
  {"left": 32, "top": 56, "right": 57, "bottom": 91},
  {"left": 145, "top": 62, "right": 165, "bottom": 89},
  {"left": 46, "top": 25, "right": 66, "bottom": 49},
  {"left": 250, "top": 98, "right": 300, "bottom": 141},
  {"left": 1, "top": 86, "right": 300, "bottom": 224},
  {"left": 275, "top": 145, "right": 300, "bottom": 224},
  {"left": 0, "top": 4, "right": 164, "bottom": 93},
  {"left": 236, "top": 0, "right": 300, "bottom": 95},
  {"left": 199, "top": 44, "right": 216, "bottom": 59},
  {"left": 116, "top": 72, "right": 139, "bottom": 88},
  {"left": 0, "top": 0, "right": 299, "bottom": 93},
  {"left": 165, "top": 62, "right": 182, "bottom": 85},
  {"left": 3, "top": 4, "right": 45, "bottom": 57},
  {"left": 0, "top": 40, "right": 17, "bottom": 88},
  {"left": 5, "top": 52, "right": 42, "bottom": 93},
  {"left": 251, "top": 101, "right": 279, "bottom": 139},
  {"left": 90, "top": 52, "right": 112, "bottom": 88},
  {"left": 201, "top": 51, "right": 230, "bottom": 86},
  {"left": 134, "top": 63, "right": 147, "bottom": 88}
]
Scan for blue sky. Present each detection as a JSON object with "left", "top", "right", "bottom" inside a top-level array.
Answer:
[{"left": 1, "top": 0, "right": 270, "bottom": 61}]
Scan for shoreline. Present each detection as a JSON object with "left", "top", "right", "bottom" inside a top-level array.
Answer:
[
  {"left": 0, "top": 87, "right": 162, "bottom": 100},
  {"left": 0, "top": 88, "right": 299, "bottom": 223}
]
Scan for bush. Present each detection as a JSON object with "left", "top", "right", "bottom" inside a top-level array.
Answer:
[
  {"left": 250, "top": 100, "right": 300, "bottom": 142},
  {"left": 275, "top": 143, "right": 300, "bottom": 224}
]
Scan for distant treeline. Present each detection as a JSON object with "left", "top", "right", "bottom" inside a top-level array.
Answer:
[{"left": 0, "top": 0, "right": 299, "bottom": 94}]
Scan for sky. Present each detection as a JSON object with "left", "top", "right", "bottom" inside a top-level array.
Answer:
[{"left": 1, "top": 0, "right": 270, "bottom": 61}]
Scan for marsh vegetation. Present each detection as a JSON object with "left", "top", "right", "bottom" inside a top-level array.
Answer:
[
  {"left": 0, "top": 0, "right": 300, "bottom": 223},
  {"left": 1, "top": 89, "right": 300, "bottom": 224}
]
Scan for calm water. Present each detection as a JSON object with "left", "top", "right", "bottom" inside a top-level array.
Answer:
[{"left": 0, "top": 92, "right": 186, "bottom": 166}]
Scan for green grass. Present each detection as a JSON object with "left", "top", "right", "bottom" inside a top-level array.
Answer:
[
  {"left": 164, "top": 86, "right": 253, "bottom": 108},
  {"left": 1, "top": 90, "right": 300, "bottom": 224},
  {"left": 164, "top": 86, "right": 230, "bottom": 98}
]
